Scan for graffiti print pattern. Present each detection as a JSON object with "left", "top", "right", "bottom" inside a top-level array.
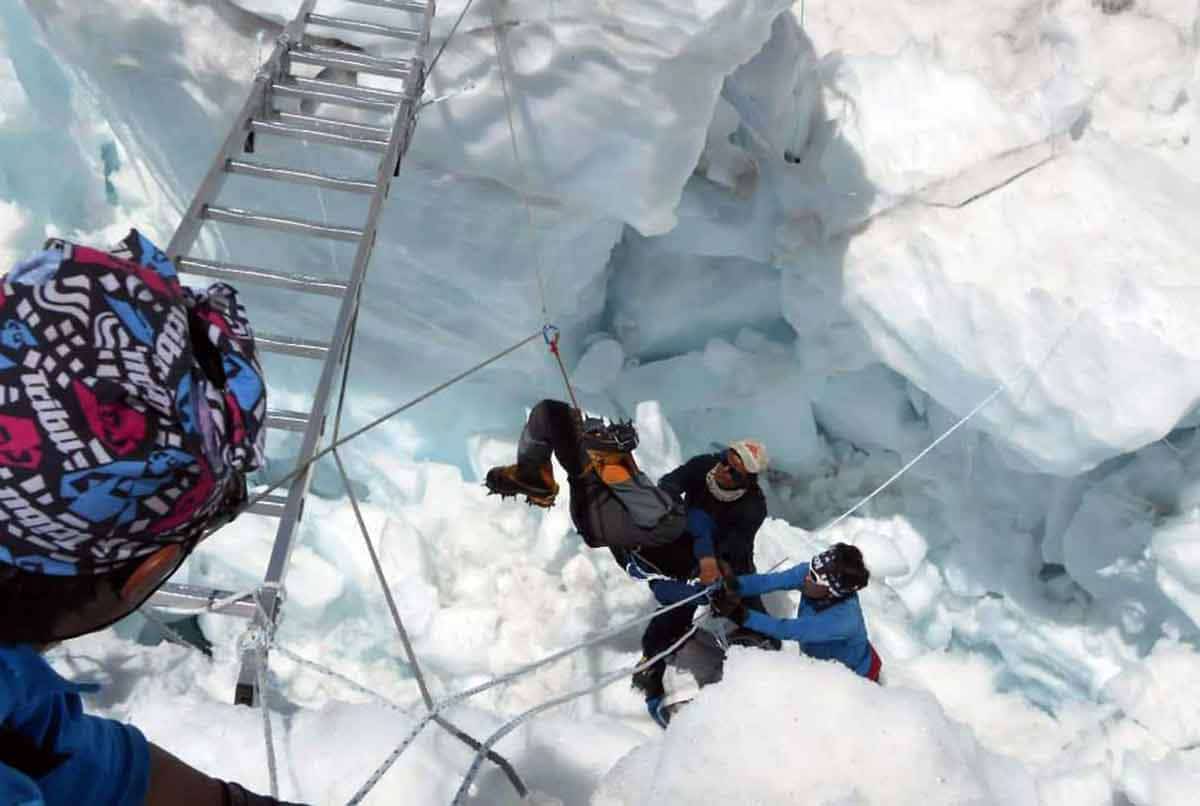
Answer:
[{"left": 0, "top": 230, "right": 266, "bottom": 575}]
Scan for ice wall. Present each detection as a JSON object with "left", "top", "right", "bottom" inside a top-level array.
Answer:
[{"left": 4, "top": 0, "right": 1200, "bottom": 803}]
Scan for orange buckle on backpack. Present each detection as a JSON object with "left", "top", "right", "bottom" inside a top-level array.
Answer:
[{"left": 584, "top": 448, "right": 635, "bottom": 486}]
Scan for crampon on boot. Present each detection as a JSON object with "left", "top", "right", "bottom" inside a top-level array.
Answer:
[{"left": 484, "top": 464, "right": 559, "bottom": 508}]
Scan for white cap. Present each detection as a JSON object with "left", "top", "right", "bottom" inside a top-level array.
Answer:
[{"left": 729, "top": 439, "right": 768, "bottom": 474}]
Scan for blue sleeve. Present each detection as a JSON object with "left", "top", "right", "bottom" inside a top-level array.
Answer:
[
  {"left": 648, "top": 579, "right": 703, "bottom": 605},
  {"left": 0, "top": 646, "right": 150, "bottom": 806},
  {"left": 742, "top": 601, "right": 857, "bottom": 646},
  {"left": 0, "top": 764, "right": 43, "bottom": 806},
  {"left": 688, "top": 508, "right": 717, "bottom": 559},
  {"left": 742, "top": 609, "right": 821, "bottom": 642},
  {"left": 736, "top": 563, "right": 809, "bottom": 597},
  {"left": 38, "top": 704, "right": 149, "bottom": 806}
]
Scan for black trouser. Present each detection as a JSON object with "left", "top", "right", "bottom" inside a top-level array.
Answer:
[
  {"left": 518, "top": 399, "right": 587, "bottom": 475},
  {"left": 520, "top": 400, "right": 681, "bottom": 550}
]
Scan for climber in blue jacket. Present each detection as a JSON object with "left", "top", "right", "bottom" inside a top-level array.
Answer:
[{"left": 711, "top": 543, "right": 882, "bottom": 681}]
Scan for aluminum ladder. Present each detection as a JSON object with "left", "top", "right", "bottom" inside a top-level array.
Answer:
[{"left": 149, "top": 0, "right": 430, "bottom": 705}]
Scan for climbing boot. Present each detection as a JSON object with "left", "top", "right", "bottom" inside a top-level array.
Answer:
[{"left": 484, "top": 463, "right": 559, "bottom": 508}]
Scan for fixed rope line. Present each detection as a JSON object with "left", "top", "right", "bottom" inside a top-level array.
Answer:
[
  {"left": 492, "top": 4, "right": 551, "bottom": 323},
  {"left": 256, "top": 643, "right": 280, "bottom": 799},
  {"left": 331, "top": 448, "right": 529, "bottom": 798},
  {"left": 818, "top": 384, "right": 1007, "bottom": 536},
  {"left": 345, "top": 584, "right": 714, "bottom": 802},
  {"left": 144, "top": 576, "right": 712, "bottom": 802},
  {"left": 491, "top": 0, "right": 580, "bottom": 412},
  {"left": 332, "top": 450, "right": 433, "bottom": 705},
  {"left": 800, "top": 299, "right": 1097, "bottom": 554},
  {"left": 543, "top": 325, "right": 581, "bottom": 410},
  {"left": 426, "top": 0, "right": 479, "bottom": 77},
  {"left": 450, "top": 620, "right": 706, "bottom": 805},
  {"left": 230, "top": 329, "right": 543, "bottom": 526}
]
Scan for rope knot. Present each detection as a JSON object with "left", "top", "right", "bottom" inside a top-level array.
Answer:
[{"left": 238, "top": 626, "right": 272, "bottom": 654}]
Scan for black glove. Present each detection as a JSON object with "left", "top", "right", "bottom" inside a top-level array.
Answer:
[
  {"left": 709, "top": 587, "right": 748, "bottom": 625},
  {"left": 221, "top": 781, "right": 309, "bottom": 806}
]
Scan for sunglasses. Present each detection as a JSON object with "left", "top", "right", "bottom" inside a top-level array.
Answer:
[{"left": 722, "top": 449, "right": 755, "bottom": 486}]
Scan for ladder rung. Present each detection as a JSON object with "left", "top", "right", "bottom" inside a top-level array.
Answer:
[
  {"left": 272, "top": 111, "right": 391, "bottom": 139},
  {"left": 149, "top": 583, "right": 258, "bottom": 618},
  {"left": 306, "top": 13, "right": 422, "bottom": 40},
  {"left": 251, "top": 119, "right": 388, "bottom": 152},
  {"left": 177, "top": 256, "right": 349, "bottom": 297},
  {"left": 256, "top": 332, "right": 331, "bottom": 360},
  {"left": 274, "top": 76, "right": 401, "bottom": 109},
  {"left": 266, "top": 408, "right": 311, "bottom": 432},
  {"left": 227, "top": 159, "right": 376, "bottom": 195},
  {"left": 203, "top": 206, "right": 364, "bottom": 242},
  {"left": 249, "top": 493, "right": 290, "bottom": 517},
  {"left": 300, "top": 42, "right": 415, "bottom": 69},
  {"left": 272, "top": 81, "right": 396, "bottom": 113},
  {"left": 345, "top": 0, "right": 427, "bottom": 12},
  {"left": 289, "top": 48, "right": 413, "bottom": 80}
]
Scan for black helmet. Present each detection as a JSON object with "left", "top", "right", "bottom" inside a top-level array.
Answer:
[{"left": 809, "top": 543, "right": 870, "bottom": 597}]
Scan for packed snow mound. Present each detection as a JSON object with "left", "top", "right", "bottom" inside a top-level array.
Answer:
[
  {"left": 839, "top": 139, "right": 1200, "bottom": 475},
  {"left": 593, "top": 650, "right": 1036, "bottom": 806}
]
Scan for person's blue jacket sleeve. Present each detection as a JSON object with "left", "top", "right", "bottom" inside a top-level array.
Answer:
[
  {"left": 0, "top": 761, "right": 43, "bottom": 806},
  {"left": 688, "top": 508, "right": 717, "bottom": 560},
  {"left": 736, "top": 563, "right": 809, "bottom": 597},
  {"left": 649, "top": 579, "right": 704, "bottom": 606},
  {"left": 0, "top": 645, "right": 150, "bottom": 806},
  {"left": 742, "top": 609, "right": 829, "bottom": 643}
]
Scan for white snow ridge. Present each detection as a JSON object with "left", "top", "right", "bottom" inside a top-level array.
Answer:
[{"left": 3, "top": 0, "right": 1200, "bottom": 803}]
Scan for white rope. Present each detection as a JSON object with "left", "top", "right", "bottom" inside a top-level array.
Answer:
[
  {"left": 256, "top": 644, "right": 280, "bottom": 799},
  {"left": 803, "top": 299, "right": 1094, "bottom": 549},
  {"left": 237, "top": 329, "right": 542, "bottom": 518},
  {"left": 492, "top": 0, "right": 551, "bottom": 322},
  {"left": 450, "top": 620, "right": 706, "bottom": 805},
  {"left": 343, "top": 585, "right": 713, "bottom": 801}
]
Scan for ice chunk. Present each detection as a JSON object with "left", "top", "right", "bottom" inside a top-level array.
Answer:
[
  {"left": 1103, "top": 642, "right": 1200, "bottom": 751},
  {"left": 608, "top": 233, "right": 783, "bottom": 359},
  {"left": 408, "top": 0, "right": 794, "bottom": 235},
  {"left": 841, "top": 141, "right": 1200, "bottom": 475}
]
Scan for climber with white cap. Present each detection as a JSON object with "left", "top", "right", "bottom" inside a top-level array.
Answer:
[
  {"left": 483, "top": 403, "right": 777, "bottom": 725},
  {"left": 625, "top": 438, "right": 778, "bottom": 725}
]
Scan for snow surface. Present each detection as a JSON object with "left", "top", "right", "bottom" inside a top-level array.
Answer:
[{"left": 5, "top": 0, "right": 1200, "bottom": 803}]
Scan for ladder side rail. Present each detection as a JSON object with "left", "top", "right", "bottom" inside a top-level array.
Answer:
[
  {"left": 235, "top": 60, "right": 427, "bottom": 703},
  {"left": 166, "top": 0, "right": 321, "bottom": 259}
]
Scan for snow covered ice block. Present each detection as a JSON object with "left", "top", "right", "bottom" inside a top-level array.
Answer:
[
  {"left": 594, "top": 649, "right": 1039, "bottom": 805},
  {"left": 840, "top": 140, "right": 1200, "bottom": 475}
]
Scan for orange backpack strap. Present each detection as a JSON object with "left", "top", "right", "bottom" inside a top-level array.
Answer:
[{"left": 583, "top": 448, "right": 637, "bottom": 486}]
